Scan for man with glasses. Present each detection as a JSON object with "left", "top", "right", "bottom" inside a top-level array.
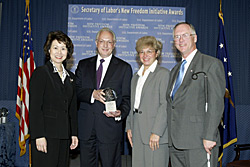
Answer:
[
  {"left": 166, "top": 22, "right": 226, "bottom": 167},
  {"left": 75, "top": 27, "right": 132, "bottom": 167}
]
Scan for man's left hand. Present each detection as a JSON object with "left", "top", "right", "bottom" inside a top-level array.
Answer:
[
  {"left": 70, "top": 136, "right": 79, "bottom": 150},
  {"left": 103, "top": 110, "right": 121, "bottom": 117},
  {"left": 203, "top": 139, "right": 216, "bottom": 155},
  {"left": 149, "top": 133, "right": 160, "bottom": 151}
]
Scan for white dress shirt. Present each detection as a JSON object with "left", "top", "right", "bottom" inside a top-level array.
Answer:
[
  {"left": 91, "top": 54, "right": 113, "bottom": 103},
  {"left": 182, "top": 49, "right": 197, "bottom": 77},
  {"left": 96, "top": 54, "right": 113, "bottom": 88},
  {"left": 170, "top": 49, "right": 197, "bottom": 96},
  {"left": 134, "top": 60, "right": 158, "bottom": 109}
]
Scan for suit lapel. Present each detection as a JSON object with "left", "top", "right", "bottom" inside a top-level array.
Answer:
[
  {"left": 181, "top": 52, "right": 200, "bottom": 88},
  {"left": 131, "top": 74, "right": 139, "bottom": 96},
  {"left": 131, "top": 74, "right": 139, "bottom": 110},
  {"left": 45, "top": 62, "right": 65, "bottom": 95},
  {"left": 64, "top": 71, "right": 74, "bottom": 87},
  {"left": 167, "top": 62, "right": 182, "bottom": 99},
  {"left": 100, "top": 56, "right": 117, "bottom": 89},
  {"left": 45, "top": 61, "right": 61, "bottom": 85},
  {"left": 139, "top": 65, "right": 159, "bottom": 101},
  {"left": 173, "top": 52, "right": 200, "bottom": 99},
  {"left": 88, "top": 56, "right": 98, "bottom": 89}
]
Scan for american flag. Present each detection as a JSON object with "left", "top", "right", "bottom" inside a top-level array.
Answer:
[{"left": 16, "top": 0, "right": 35, "bottom": 156}]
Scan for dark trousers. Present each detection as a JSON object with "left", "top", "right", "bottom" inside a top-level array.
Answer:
[
  {"left": 80, "top": 129, "right": 121, "bottom": 167},
  {"left": 31, "top": 138, "right": 70, "bottom": 167}
]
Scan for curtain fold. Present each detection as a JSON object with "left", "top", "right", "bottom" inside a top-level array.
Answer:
[{"left": 0, "top": 0, "right": 249, "bottom": 104}]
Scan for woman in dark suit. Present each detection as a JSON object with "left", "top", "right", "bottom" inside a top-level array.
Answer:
[
  {"left": 29, "top": 31, "right": 78, "bottom": 167},
  {"left": 126, "top": 36, "right": 170, "bottom": 167}
]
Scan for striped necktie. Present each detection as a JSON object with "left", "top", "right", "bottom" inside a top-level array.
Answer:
[{"left": 172, "top": 60, "right": 187, "bottom": 100}]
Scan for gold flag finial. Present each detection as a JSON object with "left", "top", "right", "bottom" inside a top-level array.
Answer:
[
  {"left": 25, "top": 0, "right": 30, "bottom": 6},
  {"left": 219, "top": 0, "right": 224, "bottom": 25}
]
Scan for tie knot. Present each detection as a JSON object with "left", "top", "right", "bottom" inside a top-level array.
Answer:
[
  {"left": 182, "top": 59, "right": 187, "bottom": 65},
  {"left": 100, "top": 59, "right": 105, "bottom": 64}
]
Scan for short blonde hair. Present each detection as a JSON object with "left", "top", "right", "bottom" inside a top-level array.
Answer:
[{"left": 135, "top": 36, "right": 162, "bottom": 57}]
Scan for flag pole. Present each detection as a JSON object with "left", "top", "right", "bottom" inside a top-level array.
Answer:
[
  {"left": 219, "top": 1, "right": 223, "bottom": 166},
  {"left": 217, "top": 0, "right": 237, "bottom": 166},
  {"left": 29, "top": 142, "right": 32, "bottom": 167},
  {"left": 25, "top": 0, "right": 32, "bottom": 166}
]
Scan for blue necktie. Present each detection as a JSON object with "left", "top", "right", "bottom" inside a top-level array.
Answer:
[
  {"left": 96, "top": 59, "right": 105, "bottom": 89},
  {"left": 172, "top": 60, "right": 187, "bottom": 100}
]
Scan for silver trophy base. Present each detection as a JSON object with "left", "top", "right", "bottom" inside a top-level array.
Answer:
[
  {"left": 0, "top": 117, "right": 7, "bottom": 124},
  {"left": 105, "top": 101, "right": 117, "bottom": 113}
]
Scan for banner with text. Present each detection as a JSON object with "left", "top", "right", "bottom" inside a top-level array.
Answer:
[{"left": 68, "top": 5, "right": 185, "bottom": 72}]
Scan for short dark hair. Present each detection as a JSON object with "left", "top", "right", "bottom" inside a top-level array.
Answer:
[{"left": 43, "top": 31, "right": 74, "bottom": 61}]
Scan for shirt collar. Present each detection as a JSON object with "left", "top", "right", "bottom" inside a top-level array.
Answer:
[
  {"left": 137, "top": 60, "right": 158, "bottom": 77},
  {"left": 50, "top": 60, "right": 69, "bottom": 76},
  {"left": 182, "top": 49, "right": 197, "bottom": 63},
  {"left": 97, "top": 54, "right": 113, "bottom": 64}
]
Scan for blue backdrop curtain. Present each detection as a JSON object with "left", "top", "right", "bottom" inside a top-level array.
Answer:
[
  {"left": 1, "top": 0, "right": 249, "bottom": 105},
  {"left": 0, "top": 0, "right": 250, "bottom": 166}
]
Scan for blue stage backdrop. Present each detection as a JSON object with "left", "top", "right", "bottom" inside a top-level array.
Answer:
[{"left": 67, "top": 4, "right": 185, "bottom": 73}]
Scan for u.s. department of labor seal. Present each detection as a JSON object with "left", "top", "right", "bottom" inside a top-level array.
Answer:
[{"left": 70, "top": 5, "right": 79, "bottom": 14}]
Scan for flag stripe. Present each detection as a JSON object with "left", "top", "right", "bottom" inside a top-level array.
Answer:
[{"left": 16, "top": 1, "right": 35, "bottom": 156}]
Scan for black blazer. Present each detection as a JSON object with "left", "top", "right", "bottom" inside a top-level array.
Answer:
[
  {"left": 75, "top": 55, "right": 132, "bottom": 143},
  {"left": 29, "top": 61, "right": 78, "bottom": 140}
]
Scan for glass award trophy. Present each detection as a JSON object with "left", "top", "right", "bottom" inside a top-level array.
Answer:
[
  {"left": 103, "top": 88, "right": 117, "bottom": 113},
  {"left": 0, "top": 107, "right": 8, "bottom": 124}
]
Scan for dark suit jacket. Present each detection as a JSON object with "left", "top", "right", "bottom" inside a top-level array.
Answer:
[
  {"left": 166, "top": 51, "right": 226, "bottom": 149},
  {"left": 29, "top": 61, "right": 78, "bottom": 140},
  {"left": 75, "top": 55, "right": 132, "bottom": 143}
]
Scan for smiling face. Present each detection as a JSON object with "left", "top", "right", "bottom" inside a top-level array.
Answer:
[
  {"left": 49, "top": 40, "right": 67, "bottom": 66},
  {"left": 139, "top": 46, "right": 158, "bottom": 69},
  {"left": 95, "top": 31, "right": 115, "bottom": 58},
  {"left": 174, "top": 24, "right": 197, "bottom": 58}
]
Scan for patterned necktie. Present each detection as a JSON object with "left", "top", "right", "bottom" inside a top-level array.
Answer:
[
  {"left": 172, "top": 60, "right": 187, "bottom": 100},
  {"left": 96, "top": 59, "right": 105, "bottom": 89}
]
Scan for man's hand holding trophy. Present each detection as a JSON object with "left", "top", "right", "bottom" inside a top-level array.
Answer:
[{"left": 102, "top": 88, "right": 121, "bottom": 119}]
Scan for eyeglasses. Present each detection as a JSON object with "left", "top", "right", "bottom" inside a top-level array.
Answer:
[
  {"left": 139, "top": 50, "right": 156, "bottom": 55},
  {"left": 174, "top": 33, "right": 195, "bottom": 40},
  {"left": 97, "top": 40, "right": 114, "bottom": 46}
]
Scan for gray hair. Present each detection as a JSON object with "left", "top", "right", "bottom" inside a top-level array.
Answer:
[
  {"left": 173, "top": 22, "right": 196, "bottom": 37},
  {"left": 95, "top": 27, "right": 116, "bottom": 43}
]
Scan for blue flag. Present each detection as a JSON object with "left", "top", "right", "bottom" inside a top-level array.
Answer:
[{"left": 217, "top": 12, "right": 237, "bottom": 162}]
